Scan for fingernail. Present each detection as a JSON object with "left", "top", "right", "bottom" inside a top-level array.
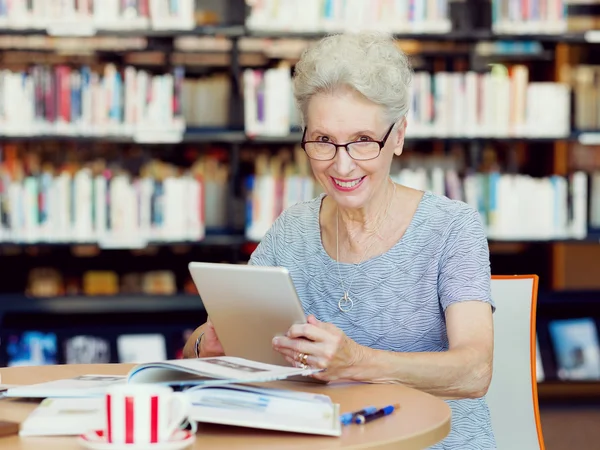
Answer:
[{"left": 272, "top": 337, "right": 279, "bottom": 346}]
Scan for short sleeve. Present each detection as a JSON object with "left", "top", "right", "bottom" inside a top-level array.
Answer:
[
  {"left": 437, "top": 207, "right": 495, "bottom": 312},
  {"left": 248, "top": 210, "right": 288, "bottom": 267}
]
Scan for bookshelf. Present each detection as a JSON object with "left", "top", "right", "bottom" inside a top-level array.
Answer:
[
  {"left": 3, "top": 131, "right": 597, "bottom": 144},
  {"left": 0, "top": 293, "right": 204, "bottom": 314},
  {"left": 0, "top": 0, "right": 599, "bottom": 397}
]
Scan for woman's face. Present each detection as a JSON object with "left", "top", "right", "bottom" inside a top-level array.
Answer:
[{"left": 304, "top": 88, "right": 405, "bottom": 211}]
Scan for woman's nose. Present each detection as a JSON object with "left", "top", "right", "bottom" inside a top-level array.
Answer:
[{"left": 333, "top": 146, "right": 356, "bottom": 175}]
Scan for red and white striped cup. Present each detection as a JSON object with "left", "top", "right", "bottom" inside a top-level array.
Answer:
[{"left": 105, "top": 384, "right": 190, "bottom": 445}]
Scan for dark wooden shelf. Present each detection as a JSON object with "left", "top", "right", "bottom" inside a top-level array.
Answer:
[
  {"left": 538, "top": 381, "right": 600, "bottom": 401},
  {"left": 246, "top": 30, "right": 598, "bottom": 44},
  {"left": 488, "top": 234, "right": 600, "bottom": 244},
  {"left": 489, "top": 32, "right": 599, "bottom": 44},
  {"left": 0, "top": 294, "right": 204, "bottom": 314},
  {"left": 0, "top": 233, "right": 598, "bottom": 251},
  {"left": 0, "top": 129, "right": 583, "bottom": 144},
  {"left": 0, "top": 25, "right": 246, "bottom": 38},
  {"left": 0, "top": 233, "right": 247, "bottom": 250},
  {"left": 1, "top": 26, "right": 597, "bottom": 44},
  {"left": 473, "top": 50, "right": 554, "bottom": 63}
]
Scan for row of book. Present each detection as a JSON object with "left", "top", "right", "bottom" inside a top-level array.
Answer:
[
  {"left": 0, "top": 0, "right": 195, "bottom": 33},
  {"left": 408, "top": 65, "right": 569, "bottom": 138},
  {"left": 0, "top": 62, "right": 593, "bottom": 141},
  {"left": 394, "top": 164, "right": 594, "bottom": 241},
  {"left": 0, "top": 64, "right": 186, "bottom": 141},
  {"left": 491, "top": 0, "right": 568, "bottom": 34},
  {"left": 0, "top": 147, "right": 230, "bottom": 245},
  {"left": 391, "top": 158, "right": 598, "bottom": 240},
  {"left": 3, "top": 328, "right": 193, "bottom": 366},
  {"left": 2, "top": 143, "right": 599, "bottom": 245},
  {"left": 25, "top": 267, "right": 192, "bottom": 297},
  {"left": 0, "top": 0, "right": 597, "bottom": 38},
  {"left": 0, "top": 35, "right": 148, "bottom": 51},
  {"left": 243, "top": 65, "right": 571, "bottom": 138},
  {"left": 245, "top": 0, "right": 598, "bottom": 36},
  {"left": 567, "top": 64, "right": 600, "bottom": 131},
  {"left": 244, "top": 151, "right": 600, "bottom": 242},
  {"left": 245, "top": 0, "right": 452, "bottom": 34},
  {"left": 493, "top": 0, "right": 600, "bottom": 35},
  {"left": 182, "top": 74, "right": 230, "bottom": 129},
  {"left": 243, "top": 65, "right": 300, "bottom": 138},
  {"left": 245, "top": 149, "right": 316, "bottom": 241}
]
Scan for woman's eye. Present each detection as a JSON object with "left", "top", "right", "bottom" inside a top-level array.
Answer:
[
  {"left": 358, "top": 136, "right": 373, "bottom": 142},
  {"left": 317, "top": 136, "right": 330, "bottom": 142}
]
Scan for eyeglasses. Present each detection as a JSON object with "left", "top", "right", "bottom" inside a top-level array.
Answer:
[{"left": 300, "top": 123, "right": 395, "bottom": 161}]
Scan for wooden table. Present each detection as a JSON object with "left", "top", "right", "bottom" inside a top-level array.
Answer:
[{"left": 0, "top": 364, "right": 451, "bottom": 449}]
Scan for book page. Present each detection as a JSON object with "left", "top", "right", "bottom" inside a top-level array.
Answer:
[
  {"left": 5, "top": 375, "right": 126, "bottom": 398},
  {"left": 128, "top": 356, "right": 321, "bottom": 385}
]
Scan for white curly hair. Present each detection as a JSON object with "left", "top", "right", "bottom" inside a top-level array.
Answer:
[{"left": 292, "top": 31, "right": 414, "bottom": 127}]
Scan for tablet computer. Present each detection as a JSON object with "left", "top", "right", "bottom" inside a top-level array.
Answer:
[{"left": 188, "top": 262, "right": 307, "bottom": 368}]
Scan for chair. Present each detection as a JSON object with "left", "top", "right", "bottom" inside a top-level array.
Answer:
[{"left": 486, "top": 275, "right": 546, "bottom": 450}]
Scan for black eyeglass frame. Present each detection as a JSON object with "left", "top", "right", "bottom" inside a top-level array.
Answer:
[{"left": 300, "top": 123, "right": 396, "bottom": 161}]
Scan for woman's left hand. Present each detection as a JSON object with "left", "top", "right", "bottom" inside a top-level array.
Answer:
[{"left": 271, "top": 315, "right": 365, "bottom": 381}]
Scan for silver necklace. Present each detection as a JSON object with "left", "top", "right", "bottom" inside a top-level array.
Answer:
[{"left": 335, "top": 181, "right": 396, "bottom": 312}]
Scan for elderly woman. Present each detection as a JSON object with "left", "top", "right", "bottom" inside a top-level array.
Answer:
[{"left": 184, "top": 31, "right": 495, "bottom": 449}]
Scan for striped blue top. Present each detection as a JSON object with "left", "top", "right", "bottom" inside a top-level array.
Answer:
[{"left": 249, "top": 191, "right": 496, "bottom": 449}]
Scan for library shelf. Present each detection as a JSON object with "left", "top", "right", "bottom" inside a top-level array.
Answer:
[
  {"left": 538, "top": 381, "right": 600, "bottom": 401},
  {"left": 0, "top": 27, "right": 484, "bottom": 41},
  {"left": 538, "top": 290, "right": 600, "bottom": 306},
  {"left": 0, "top": 294, "right": 204, "bottom": 315},
  {"left": 473, "top": 50, "right": 554, "bottom": 63},
  {"left": 0, "top": 24, "right": 246, "bottom": 38},
  {"left": 488, "top": 234, "right": 600, "bottom": 245},
  {"left": 0, "top": 233, "right": 248, "bottom": 250},
  {"left": 1, "top": 233, "right": 598, "bottom": 251},
  {"left": 245, "top": 30, "right": 598, "bottom": 44},
  {"left": 0, "top": 130, "right": 580, "bottom": 145},
  {"left": 1, "top": 26, "right": 595, "bottom": 44},
  {"left": 242, "top": 133, "right": 576, "bottom": 145},
  {"left": 245, "top": 30, "right": 481, "bottom": 41},
  {"left": 490, "top": 32, "right": 600, "bottom": 44}
]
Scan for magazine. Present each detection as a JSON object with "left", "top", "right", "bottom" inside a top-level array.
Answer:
[
  {"left": 548, "top": 318, "right": 600, "bottom": 380},
  {"left": 4, "top": 356, "right": 321, "bottom": 399},
  {"left": 187, "top": 384, "right": 341, "bottom": 436}
]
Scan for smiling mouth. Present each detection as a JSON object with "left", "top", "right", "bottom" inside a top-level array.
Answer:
[{"left": 332, "top": 176, "right": 365, "bottom": 188}]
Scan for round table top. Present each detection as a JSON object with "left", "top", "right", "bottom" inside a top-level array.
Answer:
[{"left": 0, "top": 363, "right": 451, "bottom": 450}]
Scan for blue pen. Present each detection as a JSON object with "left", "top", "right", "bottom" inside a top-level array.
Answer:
[
  {"left": 339, "top": 406, "right": 377, "bottom": 425},
  {"left": 354, "top": 404, "right": 400, "bottom": 425}
]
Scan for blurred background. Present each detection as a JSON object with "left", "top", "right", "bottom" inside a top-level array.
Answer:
[{"left": 0, "top": 0, "right": 599, "bottom": 448}]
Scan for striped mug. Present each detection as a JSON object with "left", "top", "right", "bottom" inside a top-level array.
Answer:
[{"left": 105, "top": 384, "right": 189, "bottom": 445}]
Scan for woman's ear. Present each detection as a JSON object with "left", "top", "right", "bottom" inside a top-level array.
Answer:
[{"left": 393, "top": 119, "right": 407, "bottom": 156}]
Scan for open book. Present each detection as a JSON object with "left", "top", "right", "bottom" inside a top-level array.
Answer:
[
  {"left": 4, "top": 356, "right": 321, "bottom": 399},
  {"left": 19, "top": 384, "right": 341, "bottom": 437}
]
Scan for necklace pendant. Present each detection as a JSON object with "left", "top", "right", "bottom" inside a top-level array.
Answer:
[{"left": 338, "top": 294, "right": 354, "bottom": 312}]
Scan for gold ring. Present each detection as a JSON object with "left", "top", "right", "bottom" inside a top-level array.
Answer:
[{"left": 296, "top": 352, "right": 309, "bottom": 368}]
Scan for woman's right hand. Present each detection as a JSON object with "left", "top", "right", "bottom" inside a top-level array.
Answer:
[{"left": 199, "top": 317, "right": 225, "bottom": 357}]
